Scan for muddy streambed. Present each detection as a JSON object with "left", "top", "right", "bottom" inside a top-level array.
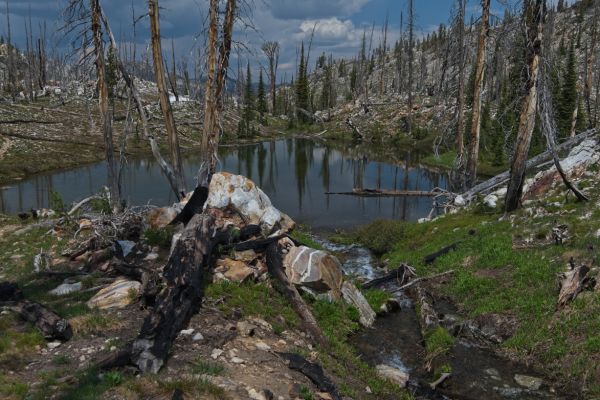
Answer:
[{"left": 316, "top": 236, "right": 565, "bottom": 400}]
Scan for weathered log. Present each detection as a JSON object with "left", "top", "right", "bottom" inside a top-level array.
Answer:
[
  {"left": 424, "top": 243, "right": 459, "bottom": 264},
  {"left": 362, "top": 264, "right": 415, "bottom": 289},
  {"left": 340, "top": 281, "right": 376, "bottom": 327},
  {"left": 131, "top": 212, "right": 227, "bottom": 373},
  {"left": 0, "top": 281, "right": 73, "bottom": 341},
  {"left": 169, "top": 186, "right": 209, "bottom": 226},
  {"left": 266, "top": 238, "right": 327, "bottom": 347},
  {"left": 557, "top": 265, "right": 593, "bottom": 308},
  {"left": 415, "top": 285, "right": 439, "bottom": 333},
  {"left": 325, "top": 188, "right": 437, "bottom": 197},
  {"left": 462, "top": 128, "right": 597, "bottom": 200},
  {"left": 12, "top": 300, "right": 72, "bottom": 341},
  {"left": 277, "top": 352, "right": 341, "bottom": 400},
  {"left": 392, "top": 270, "right": 455, "bottom": 293}
]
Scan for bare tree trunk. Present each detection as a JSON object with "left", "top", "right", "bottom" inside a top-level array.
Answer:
[
  {"left": 455, "top": 0, "right": 467, "bottom": 159},
  {"left": 199, "top": 0, "right": 236, "bottom": 185},
  {"left": 584, "top": 0, "right": 599, "bottom": 127},
  {"left": 505, "top": 0, "right": 545, "bottom": 212},
  {"left": 91, "top": 0, "right": 121, "bottom": 211},
  {"left": 148, "top": 0, "right": 186, "bottom": 198},
  {"left": 407, "top": 0, "right": 414, "bottom": 136},
  {"left": 380, "top": 12, "right": 389, "bottom": 96},
  {"left": 466, "top": 0, "right": 491, "bottom": 187},
  {"left": 262, "top": 41, "right": 280, "bottom": 114}
]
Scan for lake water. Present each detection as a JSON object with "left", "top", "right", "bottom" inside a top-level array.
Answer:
[{"left": 0, "top": 138, "right": 449, "bottom": 228}]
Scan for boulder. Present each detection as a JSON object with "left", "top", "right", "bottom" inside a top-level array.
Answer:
[
  {"left": 205, "top": 172, "right": 295, "bottom": 236},
  {"left": 376, "top": 364, "right": 409, "bottom": 387},
  {"left": 483, "top": 194, "right": 498, "bottom": 209},
  {"left": 283, "top": 246, "right": 343, "bottom": 297},
  {"left": 49, "top": 281, "right": 82, "bottom": 296},
  {"left": 215, "top": 258, "right": 254, "bottom": 282},
  {"left": 86, "top": 279, "right": 141, "bottom": 309},
  {"left": 514, "top": 374, "right": 543, "bottom": 390},
  {"left": 146, "top": 207, "right": 178, "bottom": 230}
]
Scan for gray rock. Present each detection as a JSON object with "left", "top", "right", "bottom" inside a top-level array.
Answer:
[
  {"left": 514, "top": 374, "right": 543, "bottom": 390},
  {"left": 483, "top": 194, "right": 498, "bottom": 208},
  {"left": 49, "top": 281, "right": 82, "bottom": 296},
  {"left": 376, "top": 364, "right": 409, "bottom": 387},
  {"left": 86, "top": 279, "right": 141, "bottom": 309}
]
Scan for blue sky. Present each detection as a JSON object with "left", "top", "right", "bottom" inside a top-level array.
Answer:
[{"left": 0, "top": 0, "right": 576, "bottom": 79}]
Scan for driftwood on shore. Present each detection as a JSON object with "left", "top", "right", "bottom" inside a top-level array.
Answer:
[
  {"left": 462, "top": 128, "right": 597, "bottom": 199},
  {"left": 424, "top": 242, "right": 460, "bottom": 264},
  {"left": 362, "top": 264, "right": 415, "bottom": 289},
  {"left": 326, "top": 188, "right": 438, "bottom": 197}
]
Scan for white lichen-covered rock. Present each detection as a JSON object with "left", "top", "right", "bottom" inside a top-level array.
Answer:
[
  {"left": 87, "top": 279, "right": 140, "bottom": 309},
  {"left": 483, "top": 194, "right": 498, "bottom": 209},
  {"left": 454, "top": 195, "right": 466, "bottom": 207},
  {"left": 283, "top": 246, "right": 343, "bottom": 297},
  {"left": 49, "top": 281, "right": 82, "bottom": 296},
  {"left": 376, "top": 364, "right": 409, "bottom": 387},
  {"left": 206, "top": 172, "right": 295, "bottom": 236}
]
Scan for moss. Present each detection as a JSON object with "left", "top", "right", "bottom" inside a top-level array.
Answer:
[
  {"left": 424, "top": 326, "right": 455, "bottom": 356},
  {"left": 363, "top": 288, "right": 391, "bottom": 312}
]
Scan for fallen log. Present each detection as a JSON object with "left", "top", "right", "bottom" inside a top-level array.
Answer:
[
  {"left": 424, "top": 242, "right": 459, "bottom": 264},
  {"left": 391, "top": 270, "right": 455, "bottom": 293},
  {"left": 0, "top": 282, "right": 73, "bottom": 341},
  {"left": 557, "top": 265, "right": 594, "bottom": 308},
  {"left": 266, "top": 238, "right": 327, "bottom": 347},
  {"left": 325, "top": 188, "right": 438, "bottom": 197},
  {"left": 131, "top": 211, "right": 228, "bottom": 373},
  {"left": 277, "top": 352, "right": 341, "bottom": 400},
  {"left": 462, "top": 128, "right": 597, "bottom": 199},
  {"left": 341, "top": 281, "right": 376, "bottom": 327},
  {"left": 362, "top": 264, "right": 415, "bottom": 289}
]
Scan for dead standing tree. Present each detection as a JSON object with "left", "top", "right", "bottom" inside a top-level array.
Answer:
[
  {"left": 198, "top": 0, "right": 236, "bottom": 185},
  {"left": 505, "top": 0, "right": 546, "bottom": 212},
  {"left": 91, "top": 0, "right": 121, "bottom": 211},
  {"left": 262, "top": 41, "right": 280, "bottom": 114},
  {"left": 465, "top": 0, "right": 491, "bottom": 188},
  {"left": 148, "top": 0, "right": 186, "bottom": 199}
]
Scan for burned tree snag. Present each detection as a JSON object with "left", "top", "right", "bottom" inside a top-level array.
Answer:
[{"left": 131, "top": 212, "right": 226, "bottom": 373}]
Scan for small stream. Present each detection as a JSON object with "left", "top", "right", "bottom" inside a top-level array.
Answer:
[{"left": 316, "top": 236, "right": 564, "bottom": 400}]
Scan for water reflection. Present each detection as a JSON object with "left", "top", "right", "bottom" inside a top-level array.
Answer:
[{"left": 0, "top": 138, "right": 448, "bottom": 228}]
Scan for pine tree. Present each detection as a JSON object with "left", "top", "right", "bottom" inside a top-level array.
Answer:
[
  {"left": 295, "top": 42, "right": 310, "bottom": 121},
  {"left": 557, "top": 42, "right": 577, "bottom": 137},
  {"left": 257, "top": 69, "right": 267, "bottom": 114}
]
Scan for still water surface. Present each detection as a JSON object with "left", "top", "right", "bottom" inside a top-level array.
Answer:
[{"left": 0, "top": 138, "right": 448, "bottom": 228}]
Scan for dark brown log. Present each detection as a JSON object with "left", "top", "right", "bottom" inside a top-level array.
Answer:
[
  {"left": 277, "top": 352, "right": 341, "bottom": 400},
  {"left": 266, "top": 238, "right": 327, "bottom": 347},
  {"left": 326, "top": 188, "right": 437, "bottom": 197},
  {"left": 1, "top": 281, "right": 72, "bottom": 341},
  {"left": 12, "top": 300, "right": 72, "bottom": 341},
  {"left": 131, "top": 212, "right": 227, "bottom": 373},
  {"left": 424, "top": 242, "right": 459, "bottom": 264},
  {"left": 362, "top": 264, "right": 415, "bottom": 289}
]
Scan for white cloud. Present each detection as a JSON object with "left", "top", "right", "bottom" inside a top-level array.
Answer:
[{"left": 269, "top": 0, "right": 372, "bottom": 20}]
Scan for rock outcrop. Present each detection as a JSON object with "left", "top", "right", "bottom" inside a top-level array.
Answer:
[{"left": 283, "top": 246, "right": 343, "bottom": 298}]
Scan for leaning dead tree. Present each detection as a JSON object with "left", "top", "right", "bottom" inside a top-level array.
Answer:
[
  {"left": 466, "top": 0, "right": 491, "bottom": 188},
  {"left": 148, "top": 0, "right": 186, "bottom": 200},
  {"left": 505, "top": 0, "right": 546, "bottom": 212},
  {"left": 198, "top": 0, "right": 237, "bottom": 185}
]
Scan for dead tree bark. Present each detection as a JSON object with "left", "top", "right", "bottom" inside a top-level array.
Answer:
[
  {"left": 198, "top": 0, "right": 236, "bottom": 185},
  {"left": 584, "top": 0, "right": 599, "bottom": 128},
  {"left": 557, "top": 264, "right": 592, "bottom": 308},
  {"left": 266, "top": 238, "right": 327, "bottom": 347},
  {"left": 505, "top": 0, "right": 545, "bottom": 212},
  {"left": 262, "top": 41, "right": 280, "bottom": 114},
  {"left": 466, "top": 0, "right": 491, "bottom": 187},
  {"left": 99, "top": 9, "right": 183, "bottom": 201},
  {"left": 148, "top": 0, "right": 186, "bottom": 198},
  {"left": 407, "top": 0, "right": 415, "bottom": 136},
  {"left": 455, "top": 0, "right": 467, "bottom": 160},
  {"left": 132, "top": 212, "right": 228, "bottom": 373},
  {"left": 91, "top": 0, "right": 121, "bottom": 211}
]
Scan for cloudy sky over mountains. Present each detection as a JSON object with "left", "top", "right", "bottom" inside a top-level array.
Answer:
[{"left": 1, "top": 0, "right": 575, "bottom": 80}]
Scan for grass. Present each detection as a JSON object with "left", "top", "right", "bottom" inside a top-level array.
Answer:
[
  {"left": 205, "top": 281, "right": 299, "bottom": 330},
  {"left": 424, "top": 326, "right": 455, "bottom": 356},
  {"left": 348, "top": 176, "right": 600, "bottom": 394},
  {"left": 0, "top": 373, "right": 29, "bottom": 400},
  {"left": 351, "top": 219, "right": 406, "bottom": 255},
  {"left": 363, "top": 288, "right": 392, "bottom": 312},
  {"left": 191, "top": 360, "right": 225, "bottom": 376},
  {"left": 421, "top": 150, "right": 507, "bottom": 176}
]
